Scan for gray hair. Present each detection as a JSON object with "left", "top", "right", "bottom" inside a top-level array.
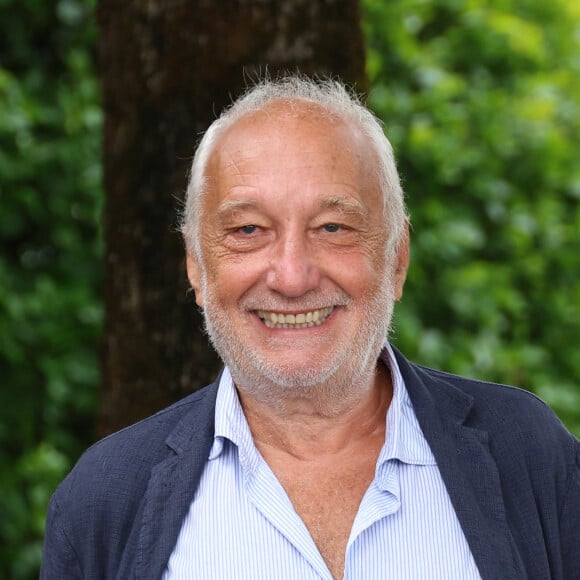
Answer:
[{"left": 181, "top": 76, "right": 408, "bottom": 259}]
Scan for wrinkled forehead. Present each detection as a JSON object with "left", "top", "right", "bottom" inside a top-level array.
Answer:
[{"left": 205, "top": 99, "right": 372, "bottom": 186}]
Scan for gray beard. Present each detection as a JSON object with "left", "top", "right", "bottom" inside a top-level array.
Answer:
[{"left": 200, "top": 270, "right": 396, "bottom": 413}]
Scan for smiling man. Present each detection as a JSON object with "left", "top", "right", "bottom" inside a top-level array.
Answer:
[{"left": 42, "top": 77, "right": 579, "bottom": 580}]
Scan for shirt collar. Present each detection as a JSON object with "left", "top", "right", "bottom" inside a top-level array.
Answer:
[
  {"left": 210, "top": 344, "right": 436, "bottom": 467},
  {"left": 208, "top": 365, "right": 253, "bottom": 463},
  {"left": 378, "top": 345, "right": 436, "bottom": 466}
]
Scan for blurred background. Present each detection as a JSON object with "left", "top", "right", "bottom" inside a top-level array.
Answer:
[{"left": 1, "top": 0, "right": 579, "bottom": 577}]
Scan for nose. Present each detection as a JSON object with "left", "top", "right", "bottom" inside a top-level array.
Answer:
[{"left": 265, "top": 234, "right": 321, "bottom": 297}]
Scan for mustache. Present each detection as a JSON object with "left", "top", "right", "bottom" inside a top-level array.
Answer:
[{"left": 240, "top": 291, "right": 353, "bottom": 312}]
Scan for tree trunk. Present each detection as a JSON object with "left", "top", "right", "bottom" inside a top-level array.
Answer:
[{"left": 97, "top": 0, "right": 367, "bottom": 436}]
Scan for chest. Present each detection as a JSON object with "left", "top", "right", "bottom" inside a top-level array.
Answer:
[
  {"left": 165, "top": 449, "right": 484, "bottom": 580},
  {"left": 272, "top": 459, "right": 377, "bottom": 579}
]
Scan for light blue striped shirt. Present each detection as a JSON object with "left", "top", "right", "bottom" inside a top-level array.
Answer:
[{"left": 164, "top": 345, "right": 481, "bottom": 579}]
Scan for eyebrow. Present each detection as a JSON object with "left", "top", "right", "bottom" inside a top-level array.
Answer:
[
  {"left": 320, "top": 196, "right": 367, "bottom": 217},
  {"left": 215, "top": 195, "right": 368, "bottom": 220},
  {"left": 216, "top": 199, "right": 260, "bottom": 220}
]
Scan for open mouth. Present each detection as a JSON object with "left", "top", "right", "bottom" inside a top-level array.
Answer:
[{"left": 256, "top": 307, "right": 335, "bottom": 329}]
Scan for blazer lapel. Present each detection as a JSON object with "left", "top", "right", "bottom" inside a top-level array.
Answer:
[
  {"left": 394, "top": 350, "right": 525, "bottom": 580},
  {"left": 134, "top": 381, "right": 219, "bottom": 579}
]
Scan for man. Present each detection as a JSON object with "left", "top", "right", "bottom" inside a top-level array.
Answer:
[{"left": 41, "top": 77, "right": 579, "bottom": 579}]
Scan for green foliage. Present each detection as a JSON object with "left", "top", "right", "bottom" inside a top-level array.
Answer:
[
  {"left": 0, "top": 0, "right": 102, "bottom": 577},
  {"left": 363, "top": 0, "right": 580, "bottom": 434},
  {"left": 1, "top": 0, "right": 578, "bottom": 576}
]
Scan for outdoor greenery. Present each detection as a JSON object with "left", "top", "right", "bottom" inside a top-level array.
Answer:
[
  {"left": 364, "top": 0, "right": 580, "bottom": 433},
  {"left": 0, "top": 0, "right": 578, "bottom": 577},
  {"left": 0, "top": 0, "right": 102, "bottom": 577}
]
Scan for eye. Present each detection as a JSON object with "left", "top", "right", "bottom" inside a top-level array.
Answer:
[
  {"left": 322, "top": 223, "right": 341, "bottom": 233},
  {"left": 239, "top": 225, "right": 258, "bottom": 234}
]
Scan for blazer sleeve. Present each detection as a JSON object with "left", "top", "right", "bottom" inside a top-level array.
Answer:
[
  {"left": 40, "top": 494, "right": 83, "bottom": 580},
  {"left": 560, "top": 439, "right": 580, "bottom": 580}
]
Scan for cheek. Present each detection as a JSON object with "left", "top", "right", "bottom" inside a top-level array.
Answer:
[
  {"left": 204, "top": 258, "right": 266, "bottom": 305},
  {"left": 327, "top": 254, "right": 384, "bottom": 299}
]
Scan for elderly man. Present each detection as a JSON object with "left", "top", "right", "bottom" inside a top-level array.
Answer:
[{"left": 42, "top": 77, "right": 579, "bottom": 580}]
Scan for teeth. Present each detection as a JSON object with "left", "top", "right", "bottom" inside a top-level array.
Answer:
[{"left": 257, "top": 307, "right": 334, "bottom": 329}]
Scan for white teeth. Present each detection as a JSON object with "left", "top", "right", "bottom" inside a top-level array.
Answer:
[{"left": 257, "top": 307, "right": 334, "bottom": 329}]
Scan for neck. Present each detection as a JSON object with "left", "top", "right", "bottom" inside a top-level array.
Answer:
[{"left": 235, "top": 361, "right": 393, "bottom": 459}]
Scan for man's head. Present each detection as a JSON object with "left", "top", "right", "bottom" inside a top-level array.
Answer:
[{"left": 182, "top": 77, "right": 409, "bottom": 410}]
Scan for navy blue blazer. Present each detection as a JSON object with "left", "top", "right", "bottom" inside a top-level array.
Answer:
[{"left": 41, "top": 350, "right": 580, "bottom": 579}]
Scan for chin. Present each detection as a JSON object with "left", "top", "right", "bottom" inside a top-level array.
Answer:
[{"left": 223, "top": 350, "right": 339, "bottom": 390}]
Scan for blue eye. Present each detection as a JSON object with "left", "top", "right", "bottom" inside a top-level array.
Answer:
[
  {"left": 323, "top": 223, "right": 340, "bottom": 233},
  {"left": 240, "top": 225, "right": 257, "bottom": 234}
]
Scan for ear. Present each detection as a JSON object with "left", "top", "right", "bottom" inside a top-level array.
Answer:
[
  {"left": 393, "top": 224, "right": 410, "bottom": 301},
  {"left": 186, "top": 252, "right": 204, "bottom": 308}
]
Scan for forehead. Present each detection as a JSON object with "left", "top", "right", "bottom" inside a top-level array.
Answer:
[
  {"left": 202, "top": 99, "right": 380, "bottom": 213},
  {"left": 213, "top": 100, "right": 365, "bottom": 164}
]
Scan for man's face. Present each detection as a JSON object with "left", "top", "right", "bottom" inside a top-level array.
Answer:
[{"left": 188, "top": 103, "right": 408, "bottom": 403}]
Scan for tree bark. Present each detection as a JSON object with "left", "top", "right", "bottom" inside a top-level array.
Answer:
[{"left": 97, "top": 0, "right": 367, "bottom": 436}]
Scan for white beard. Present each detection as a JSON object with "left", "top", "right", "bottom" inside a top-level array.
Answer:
[{"left": 199, "top": 265, "right": 396, "bottom": 413}]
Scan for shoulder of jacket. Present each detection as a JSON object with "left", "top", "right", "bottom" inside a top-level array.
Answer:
[
  {"left": 54, "top": 380, "right": 219, "bottom": 504},
  {"left": 411, "top": 361, "right": 578, "bottom": 459}
]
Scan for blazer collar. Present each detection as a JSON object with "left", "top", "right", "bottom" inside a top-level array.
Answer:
[
  {"left": 133, "top": 381, "right": 219, "bottom": 580},
  {"left": 393, "top": 348, "right": 525, "bottom": 580}
]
